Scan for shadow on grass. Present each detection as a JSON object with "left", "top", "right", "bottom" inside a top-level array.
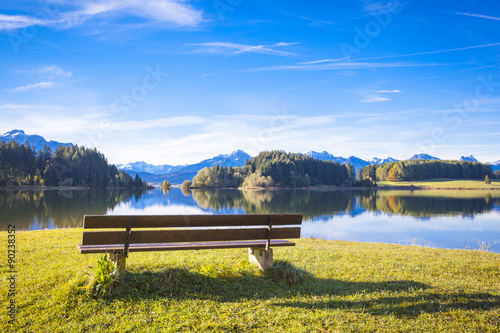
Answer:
[
  {"left": 277, "top": 292, "right": 500, "bottom": 318},
  {"left": 105, "top": 260, "right": 500, "bottom": 317}
]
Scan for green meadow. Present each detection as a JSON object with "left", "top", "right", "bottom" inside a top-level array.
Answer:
[
  {"left": 378, "top": 178, "right": 500, "bottom": 189},
  {"left": 1, "top": 228, "right": 499, "bottom": 332}
]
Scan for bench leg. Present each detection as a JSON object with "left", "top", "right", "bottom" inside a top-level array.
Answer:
[
  {"left": 248, "top": 248, "right": 273, "bottom": 271},
  {"left": 109, "top": 253, "right": 127, "bottom": 273}
]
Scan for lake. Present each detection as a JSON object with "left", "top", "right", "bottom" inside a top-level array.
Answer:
[{"left": 1, "top": 187, "right": 499, "bottom": 253}]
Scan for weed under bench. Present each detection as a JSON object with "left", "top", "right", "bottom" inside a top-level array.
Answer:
[{"left": 77, "top": 214, "right": 303, "bottom": 271}]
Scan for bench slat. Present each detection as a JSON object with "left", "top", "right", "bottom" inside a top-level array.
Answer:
[
  {"left": 78, "top": 239, "right": 295, "bottom": 253},
  {"left": 82, "top": 227, "right": 301, "bottom": 246},
  {"left": 83, "top": 214, "right": 303, "bottom": 229}
]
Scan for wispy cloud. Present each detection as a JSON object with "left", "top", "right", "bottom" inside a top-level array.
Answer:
[
  {"left": 375, "top": 89, "right": 402, "bottom": 93},
  {"left": 0, "top": 14, "right": 52, "bottom": 30},
  {"left": 360, "top": 94, "right": 391, "bottom": 103},
  {"left": 362, "top": 1, "right": 404, "bottom": 13},
  {"left": 0, "top": 0, "right": 203, "bottom": 31},
  {"left": 241, "top": 61, "right": 441, "bottom": 73},
  {"left": 6, "top": 81, "right": 56, "bottom": 92},
  {"left": 360, "top": 89, "right": 401, "bottom": 103},
  {"left": 16, "top": 65, "right": 73, "bottom": 78},
  {"left": 453, "top": 12, "right": 500, "bottom": 21},
  {"left": 276, "top": 11, "right": 331, "bottom": 25},
  {"left": 298, "top": 57, "right": 349, "bottom": 65},
  {"left": 37, "top": 65, "right": 73, "bottom": 78},
  {"left": 203, "top": 60, "right": 443, "bottom": 76},
  {"left": 302, "top": 42, "right": 500, "bottom": 66},
  {"left": 188, "top": 42, "right": 299, "bottom": 57}
]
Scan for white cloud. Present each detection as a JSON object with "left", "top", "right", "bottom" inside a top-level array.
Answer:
[
  {"left": 188, "top": 42, "right": 299, "bottom": 57},
  {"left": 37, "top": 65, "right": 73, "bottom": 78},
  {"left": 6, "top": 81, "right": 56, "bottom": 92},
  {"left": 0, "top": 0, "right": 203, "bottom": 31},
  {"left": 0, "top": 14, "right": 53, "bottom": 30},
  {"left": 360, "top": 94, "right": 391, "bottom": 103},
  {"left": 453, "top": 12, "right": 500, "bottom": 21},
  {"left": 218, "top": 61, "right": 443, "bottom": 75},
  {"left": 375, "top": 89, "right": 402, "bottom": 93}
]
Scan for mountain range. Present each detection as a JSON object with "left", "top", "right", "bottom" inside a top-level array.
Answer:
[
  {"left": 2, "top": 130, "right": 499, "bottom": 184},
  {"left": 1, "top": 129, "right": 73, "bottom": 152},
  {"left": 122, "top": 151, "right": 499, "bottom": 185},
  {"left": 116, "top": 150, "right": 252, "bottom": 185}
]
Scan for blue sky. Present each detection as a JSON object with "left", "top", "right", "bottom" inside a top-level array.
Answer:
[{"left": 0, "top": 0, "right": 499, "bottom": 165}]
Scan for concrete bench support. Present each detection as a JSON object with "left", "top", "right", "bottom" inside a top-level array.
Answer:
[{"left": 248, "top": 247, "right": 273, "bottom": 271}]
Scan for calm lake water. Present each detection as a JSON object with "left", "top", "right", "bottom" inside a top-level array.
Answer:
[{"left": 1, "top": 187, "right": 499, "bottom": 253}]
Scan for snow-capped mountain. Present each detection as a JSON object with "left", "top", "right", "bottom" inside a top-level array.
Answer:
[
  {"left": 371, "top": 157, "right": 399, "bottom": 165},
  {"left": 344, "top": 156, "right": 371, "bottom": 172},
  {"left": 305, "top": 151, "right": 399, "bottom": 173},
  {"left": 489, "top": 160, "right": 500, "bottom": 172},
  {"left": 119, "top": 150, "right": 252, "bottom": 185},
  {"left": 409, "top": 153, "right": 440, "bottom": 160},
  {"left": 0, "top": 129, "right": 73, "bottom": 152},
  {"left": 305, "top": 151, "right": 346, "bottom": 164},
  {"left": 116, "top": 161, "right": 184, "bottom": 175},
  {"left": 175, "top": 150, "right": 251, "bottom": 173},
  {"left": 460, "top": 155, "right": 479, "bottom": 162}
]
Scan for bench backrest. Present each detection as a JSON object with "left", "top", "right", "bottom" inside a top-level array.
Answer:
[{"left": 81, "top": 214, "right": 303, "bottom": 255}]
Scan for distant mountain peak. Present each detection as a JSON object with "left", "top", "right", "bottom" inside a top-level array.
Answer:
[
  {"left": 9, "top": 129, "right": 25, "bottom": 136},
  {"left": 409, "top": 153, "right": 440, "bottom": 161},
  {"left": 460, "top": 155, "right": 478, "bottom": 162},
  {"left": 118, "top": 150, "right": 252, "bottom": 183},
  {"left": 1, "top": 129, "right": 73, "bottom": 152},
  {"left": 371, "top": 156, "right": 399, "bottom": 165}
]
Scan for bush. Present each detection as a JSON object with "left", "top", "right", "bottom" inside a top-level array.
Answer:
[
  {"left": 181, "top": 180, "right": 192, "bottom": 189},
  {"left": 86, "top": 253, "right": 121, "bottom": 298},
  {"left": 485, "top": 175, "right": 491, "bottom": 184}
]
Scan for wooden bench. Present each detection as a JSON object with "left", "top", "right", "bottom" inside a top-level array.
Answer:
[{"left": 77, "top": 214, "right": 303, "bottom": 271}]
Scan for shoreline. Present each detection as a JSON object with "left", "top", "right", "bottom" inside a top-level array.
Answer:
[
  {"left": 2, "top": 182, "right": 499, "bottom": 192},
  {"left": 188, "top": 184, "right": 500, "bottom": 191},
  {"left": 0, "top": 185, "right": 154, "bottom": 191}
]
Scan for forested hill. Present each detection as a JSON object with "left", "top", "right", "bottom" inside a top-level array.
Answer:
[
  {"left": 0, "top": 141, "right": 147, "bottom": 188},
  {"left": 359, "top": 159, "right": 494, "bottom": 182},
  {"left": 191, "top": 150, "right": 357, "bottom": 188}
]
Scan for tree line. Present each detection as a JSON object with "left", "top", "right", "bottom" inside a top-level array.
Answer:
[
  {"left": 359, "top": 159, "right": 494, "bottom": 182},
  {"left": 0, "top": 141, "right": 147, "bottom": 188},
  {"left": 190, "top": 150, "right": 369, "bottom": 188}
]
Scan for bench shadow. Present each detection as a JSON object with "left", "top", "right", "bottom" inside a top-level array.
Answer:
[{"left": 111, "top": 260, "right": 497, "bottom": 317}]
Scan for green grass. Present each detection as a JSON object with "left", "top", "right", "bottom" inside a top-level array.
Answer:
[
  {"left": 1, "top": 229, "right": 499, "bottom": 332},
  {"left": 378, "top": 178, "right": 500, "bottom": 189}
]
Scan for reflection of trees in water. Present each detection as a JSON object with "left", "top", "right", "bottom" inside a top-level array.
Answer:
[
  {"left": 191, "top": 189, "right": 361, "bottom": 220},
  {"left": 0, "top": 189, "right": 149, "bottom": 230},
  {"left": 361, "top": 194, "right": 499, "bottom": 217},
  {"left": 191, "top": 189, "right": 500, "bottom": 218}
]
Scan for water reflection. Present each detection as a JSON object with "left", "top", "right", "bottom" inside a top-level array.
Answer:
[
  {"left": 191, "top": 189, "right": 500, "bottom": 219},
  {"left": 0, "top": 188, "right": 150, "bottom": 230},
  {"left": 2, "top": 188, "right": 500, "bottom": 236}
]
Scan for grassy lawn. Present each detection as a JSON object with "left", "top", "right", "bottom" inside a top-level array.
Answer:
[
  {"left": 1, "top": 229, "right": 499, "bottom": 332},
  {"left": 378, "top": 178, "right": 500, "bottom": 189}
]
